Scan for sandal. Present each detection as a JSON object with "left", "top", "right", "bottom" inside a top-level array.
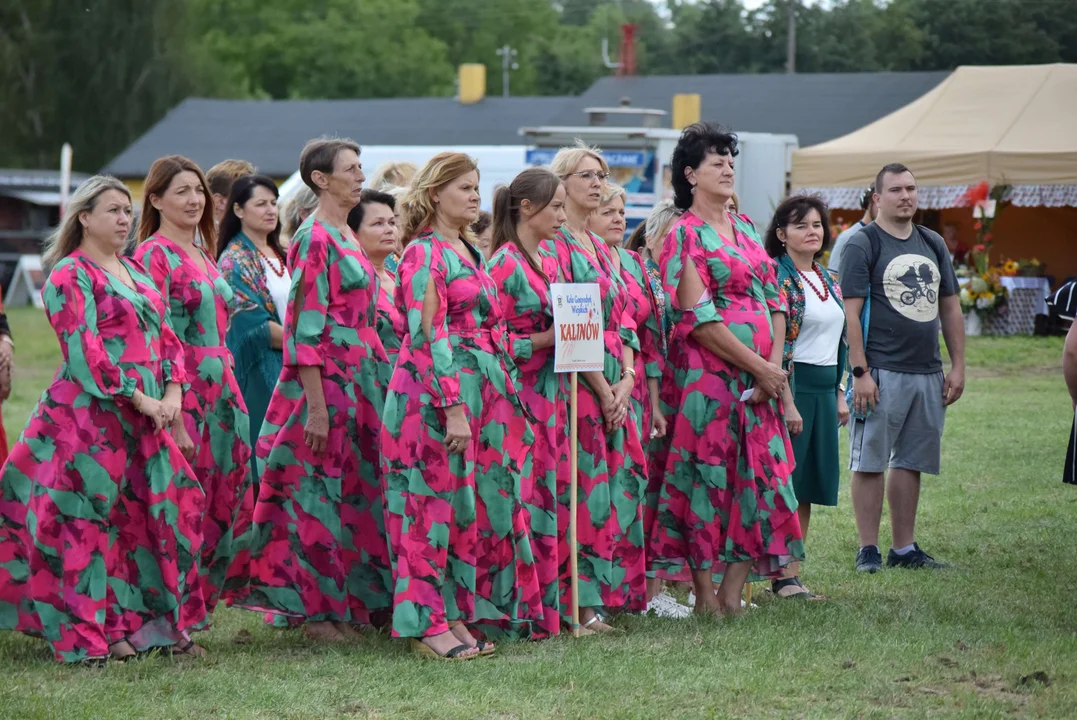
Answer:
[
  {"left": 409, "top": 638, "right": 481, "bottom": 661},
  {"left": 771, "top": 576, "right": 826, "bottom": 601},
  {"left": 448, "top": 620, "right": 495, "bottom": 656},
  {"left": 583, "top": 613, "right": 622, "bottom": 633},
  {"left": 108, "top": 637, "right": 137, "bottom": 662},
  {"left": 168, "top": 640, "right": 207, "bottom": 658}
]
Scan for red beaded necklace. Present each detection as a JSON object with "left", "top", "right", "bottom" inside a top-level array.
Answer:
[
  {"left": 797, "top": 264, "right": 830, "bottom": 302},
  {"left": 263, "top": 250, "right": 286, "bottom": 278}
]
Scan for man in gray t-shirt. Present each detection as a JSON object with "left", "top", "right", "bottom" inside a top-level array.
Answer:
[
  {"left": 828, "top": 184, "right": 877, "bottom": 278},
  {"left": 838, "top": 163, "right": 966, "bottom": 575},
  {"left": 840, "top": 223, "right": 958, "bottom": 372}
]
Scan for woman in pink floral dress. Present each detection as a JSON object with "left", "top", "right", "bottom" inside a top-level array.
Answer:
[
  {"left": 135, "top": 156, "right": 254, "bottom": 621},
  {"left": 649, "top": 124, "right": 803, "bottom": 614},
  {"left": 232, "top": 139, "right": 394, "bottom": 642},
  {"left": 488, "top": 168, "right": 568, "bottom": 638},
  {"left": 382, "top": 153, "right": 540, "bottom": 660},
  {"left": 0, "top": 177, "right": 206, "bottom": 662},
  {"left": 548, "top": 146, "right": 648, "bottom": 632}
]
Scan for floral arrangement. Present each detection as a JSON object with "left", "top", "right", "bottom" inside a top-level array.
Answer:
[
  {"left": 995, "top": 257, "right": 1043, "bottom": 278},
  {"left": 961, "top": 181, "right": 1010, "bottom": 264},
  {"left": 1017, "top": 257, "right": 1043, "bottom": 277},
  {"left": 959, "top": 269, "right": 1008, "bottom": 317}
]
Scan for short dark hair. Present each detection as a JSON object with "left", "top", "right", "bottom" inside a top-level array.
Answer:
[
  {"left": 875, "top": 163, "right": 914, "bottom": 195},
  {"left": 216, "top": 174, "right": 284, "bottom": 261},
  {"left": 764, "top": 194, "right": 832, "bottom": 259},
  {"left": 300, "top": 137, "right": 361, "bottom": 196},
  {"left": 347, "top": 188, "right": 396, "bottom": 232},
  {"left": 670, "top": 122, "right": 739, "bottom": 211},
  {"left": 471, "top": 210, "right": 492, "bottom": 236},
  {"left": 859, "top": 183, "right": 875, "bottom": 210}
]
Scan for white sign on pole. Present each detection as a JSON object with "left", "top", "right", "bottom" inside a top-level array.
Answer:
[{"left": 551, "top": 282, "right": 604, "bottom": 373}]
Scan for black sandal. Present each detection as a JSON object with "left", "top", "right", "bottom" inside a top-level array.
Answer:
[
  {"left": 409, "top": 638, "right": 481, "bottom": 661},
  {"left": 108, "top": 637, "right": 137, "bottom": 662},
  {"left": 167, "top": 640, "right": 207, "bottom": 658},
  {"left": 771, "top": 576, "right": 826, "bottom": 601}
]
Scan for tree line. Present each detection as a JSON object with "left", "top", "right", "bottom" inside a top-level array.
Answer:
[{"left": 2, "top": 0, "right": 1075, "bottom": 173}]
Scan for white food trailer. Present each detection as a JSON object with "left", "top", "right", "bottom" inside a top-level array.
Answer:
[{"left": 521, "top": 106, "right": 798, "bottom": 234}]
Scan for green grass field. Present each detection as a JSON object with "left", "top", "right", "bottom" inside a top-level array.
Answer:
[{"left": 0, "top": 306, "right": 1073, "bottom": 719}]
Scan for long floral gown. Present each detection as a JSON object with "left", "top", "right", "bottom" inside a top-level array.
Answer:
[
  {"left": 488, "top": 242, "right": 568, "bottom": 637},
  {"left": 136, "top": 236, "right": 254, "bottom": 616},
  {"left": 382, "top": 229, "right": 540, "bottom": 640},
  {"left": 375, "top": 266, "right": 403, "bottom": 382},
  {"left": 649, "top": 211, "right": 804, "bottom": 583},
  {"left": 234, "top": 217, "right": 393, "bottom": 626},
  {"left": 617, "top": 247, "right": 665, "bottom": 449},
  {"left": 549, "top": 228, "right": 648, "bottom": 615},
  {"left": 0, "top": 252, "right": 206, "bottom": 662}
]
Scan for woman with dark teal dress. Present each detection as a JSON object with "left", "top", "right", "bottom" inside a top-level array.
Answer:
[
  {"left": 766, "top": 195, "right": 849, "bottom": 601},
  {"left": 217, "top": 176, "right": 290, "bottom": 466}
]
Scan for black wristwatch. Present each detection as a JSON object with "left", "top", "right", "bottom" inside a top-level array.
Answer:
[{"left": 852, "top": 366, "right": 867, "bottom": 379}]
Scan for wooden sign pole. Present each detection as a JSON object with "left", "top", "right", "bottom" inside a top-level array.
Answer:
[{"left": 569, "top": 371, "right": 580, "bottom": 638}]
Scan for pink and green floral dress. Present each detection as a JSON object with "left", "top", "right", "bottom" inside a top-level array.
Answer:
[
  {"left": 136, "top": 236, "right": 254, "bottom": 617},
  {"left": 0, "top": 252, "right": 206, "bottom": 662},
  {"left": 548, "top": 229, "right": 648, "bottom": 615},
  {"left": 234, "top": 217, "right": 394, "bottom": 626},
  {"left": 382, "top": 229, "right": 540, "bottom": 640},
  {"left": 488, "top": 241, "right": 568, "bottom": 637},
  {"left": 648, "top": 211, "right": 804, "bottom": 583}
]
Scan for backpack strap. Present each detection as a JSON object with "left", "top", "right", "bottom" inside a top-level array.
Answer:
[{"left": 914, "top": 224, "right": 949, "bottom": 271}]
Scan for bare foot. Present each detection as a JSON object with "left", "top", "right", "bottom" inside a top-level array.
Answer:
[
  {"left": 333, "top": 622, "right": 364, "bottom": 641},
  {"left": 304, "top": 621, "right": 347, "bottom": 643},
  {"left": 421, "top": 630, "right": 480, "bottom": 658},
  {"left": 693, "top": 596, "right": 723, "bottom": 616}
]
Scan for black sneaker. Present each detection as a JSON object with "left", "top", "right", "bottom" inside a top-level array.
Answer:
[
  {"left": 886, "top": 543, "right": 950, "bottom": 569},
  {"left": 855, "top": 545, "right": 883, "bottom": 573}
]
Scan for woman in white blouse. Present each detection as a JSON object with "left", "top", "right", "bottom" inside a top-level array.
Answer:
[
  {"left": 218, "top": 175, "right": 292, "bottom": 466},
  {"left": 765, "top": 195, "right": 850, "bottom": 601}
]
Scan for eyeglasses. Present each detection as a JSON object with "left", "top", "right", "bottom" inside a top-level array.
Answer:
[{"left": 564, "top": 170, "right": 611, "bottom": 182}]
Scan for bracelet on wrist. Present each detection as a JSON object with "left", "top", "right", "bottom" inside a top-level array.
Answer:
[{"left": 621, "top": 368, "right": 637, "bottom": 380}]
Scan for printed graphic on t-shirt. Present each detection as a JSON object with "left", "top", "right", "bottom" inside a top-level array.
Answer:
[{"left": 882, "top": 253, "right": 940, "bottom": 322}]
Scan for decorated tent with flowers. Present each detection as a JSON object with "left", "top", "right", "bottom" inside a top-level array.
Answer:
[{"left": 791, "top": 63, "right": 1077, "bottom": 304}]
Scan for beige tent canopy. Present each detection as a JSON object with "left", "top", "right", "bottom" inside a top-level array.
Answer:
[{"left": 792, "top": 64, "right": 1077, "bottom": 209}]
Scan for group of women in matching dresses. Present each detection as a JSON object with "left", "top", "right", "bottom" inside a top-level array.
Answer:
[{"left": 0, "top": 123, "right": 812, "bottom": 663}]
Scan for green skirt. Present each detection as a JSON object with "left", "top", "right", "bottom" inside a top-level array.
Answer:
[{"left": 789, "top": 362, "right": 841, "bottom": 506}]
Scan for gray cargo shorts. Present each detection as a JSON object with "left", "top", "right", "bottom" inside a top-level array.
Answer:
[{"left": 849, "top": 367, "right": 946, "bottom": 475}]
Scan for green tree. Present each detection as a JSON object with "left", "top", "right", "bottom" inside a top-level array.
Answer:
[
  {"left": 191, "top": 0, "right": 456, "bottom": 99},
  {"left": 895, "top": 0, "right": 1061, "bottom": 69},
  {"left": 0, "top": 0, "right": 202, "bottom": 171}
]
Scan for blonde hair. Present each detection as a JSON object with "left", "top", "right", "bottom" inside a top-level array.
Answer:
[
  {"left": 400, "top": 152, "right": 480, "bottom": 246},
  {"left": 44, "top": 175, "right": 132, "bottom": 269},
  {"left": 282, "top": 184, "right": 319, "bottom": 239},
  {"left": 600, "top": 182, "right": 626, "bottom": 207},
  {"left": 549, "top": 140, "right": 609, "bottom": 178},
  {"left": 205, "top": 159, "right": 256, "bottom": 197},
  {"left": 369, "top": 161, "right": 418, "bottom": 191},
  {"left": 727, "top": 190, "right": 740, "bottom": 214}
]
